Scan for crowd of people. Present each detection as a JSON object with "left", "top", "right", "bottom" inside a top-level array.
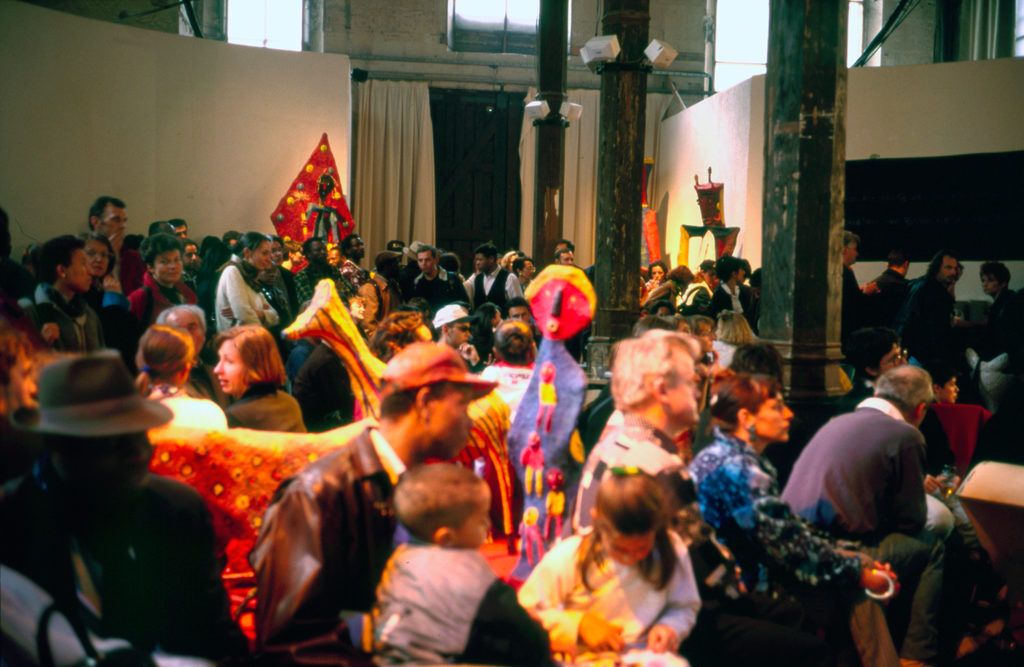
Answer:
[{"left": 1, "top": 196, "right": 1022, "bottom": 667}]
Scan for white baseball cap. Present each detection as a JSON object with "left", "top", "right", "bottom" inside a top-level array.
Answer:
[{"left": 432, "top": 304, "right": 473, "bottom": 329}]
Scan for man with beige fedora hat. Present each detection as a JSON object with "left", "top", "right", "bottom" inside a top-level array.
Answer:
[
  {"left": 250, "top": 341, "right": 496, "bottom": 665},
  {"left": 1, "top": 350, "right": 247, "bottom": 661}
]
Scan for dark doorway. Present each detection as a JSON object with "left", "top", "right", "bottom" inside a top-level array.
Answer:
[{"left": 430, "top": 88, "right": 523, "bottom": 272}]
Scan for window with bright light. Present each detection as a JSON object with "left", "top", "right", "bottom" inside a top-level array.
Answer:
[
  {"left": 449, "top": 0, "right": 541, "bottom": 54},
  {"left": 714, "top": 1, "right": 865, "bottom": 93},
  {"left": 227, "top": 0, "right": 302, "bottom": 52}
]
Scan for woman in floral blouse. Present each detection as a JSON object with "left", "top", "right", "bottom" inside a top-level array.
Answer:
[{"left": 689, "top": 374, "right": 900, "bottom": 665}]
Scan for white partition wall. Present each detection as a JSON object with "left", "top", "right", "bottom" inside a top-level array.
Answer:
[
  {"left": 0, "top": 2, "right": 351, "bottom": 251},
  {"left": 654, "top": 57, "right": 1024, "bottom": 298}
]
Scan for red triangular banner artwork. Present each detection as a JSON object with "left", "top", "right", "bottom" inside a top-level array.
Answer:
[{"left": 270, "top": 133, "right": 354, "bottom": 244}]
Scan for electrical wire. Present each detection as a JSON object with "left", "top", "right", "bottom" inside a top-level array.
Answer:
[{"left": 852, "top": 0, "right": 922, "bottom": 67}]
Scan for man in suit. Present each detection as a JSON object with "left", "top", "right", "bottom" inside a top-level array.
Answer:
[
  {"left": 782, "top": 365, "right": 944, "bottom": 667},
  {"left": 1, "top": 351, "right": 247, "bottom": 661},
  {"left": 463, "top": 242, "right": 522, "bottom": 313}
]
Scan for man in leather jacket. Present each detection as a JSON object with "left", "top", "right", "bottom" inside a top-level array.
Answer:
[{"left": 250, "top": 342, "right": 497, "bottom": 664}]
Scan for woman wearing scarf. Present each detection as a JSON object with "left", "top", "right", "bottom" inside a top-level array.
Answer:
[{"left": 213, "top": 231, "right": 279, "bottom": 333}]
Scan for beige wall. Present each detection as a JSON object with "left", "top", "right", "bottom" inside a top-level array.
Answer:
[
  {"left": 655, "top": 57, "right": 1024, "bottom": 299},
  {"left": 1, "top": 1, "right": 351, "bottom": 253},
  {"left": 846, "top": 57, "right": 1024, "bottom": 159}
]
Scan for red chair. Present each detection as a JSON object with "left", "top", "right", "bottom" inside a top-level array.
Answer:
[{"left": 930, "top": 403, "right": 992, "bottom": 475}]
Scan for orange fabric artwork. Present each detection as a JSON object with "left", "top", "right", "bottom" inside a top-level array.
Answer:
[{"left": 148, "top": 421, "right": 372, "bottom": 575}]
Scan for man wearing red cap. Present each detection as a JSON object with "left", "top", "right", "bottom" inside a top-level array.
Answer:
[{"left": 251, "top": 342, "right": 496, "bottom": 664}]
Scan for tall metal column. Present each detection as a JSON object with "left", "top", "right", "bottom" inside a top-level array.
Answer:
[
  {"left": 761, "top": 0, "right": 848, "bottom": 400},
  {"left": 532, "top": 0, "right": 569, "bottom": 267},
  {"left": 589, "top": 0, "right": 649, "bottom": 368}
]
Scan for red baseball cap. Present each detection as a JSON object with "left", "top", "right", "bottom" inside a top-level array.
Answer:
[{"left": 380, "top": 342, "right": 497, "bottom": 398}]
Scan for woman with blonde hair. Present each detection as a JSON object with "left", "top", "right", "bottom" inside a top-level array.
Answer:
[
  {"left": 136, "top": 324, "right": 227, "bottom": 429},
  {"left": 713, "top": 311, "right": 755, "bottom": 368},
  {"left": 214, "top": 325, "right": 305, "bottom": 432}
]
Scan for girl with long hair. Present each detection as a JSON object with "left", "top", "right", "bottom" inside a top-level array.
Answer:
[{"left": 518, "top": 470, "right": 699, "bottom": 658}]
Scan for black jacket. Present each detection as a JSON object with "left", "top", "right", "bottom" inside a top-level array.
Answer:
[
  {"left": 865, "top": 268, "right": 909, "bottom": 329},
  {"left": 225, "top": 383, "right": 306, "bottom": 432},
  {"left": 894, "top": 277, "right": 955, "bottom": 366},
  {"left": 0, "top": 460, "right": 247, "bottom": 660}
]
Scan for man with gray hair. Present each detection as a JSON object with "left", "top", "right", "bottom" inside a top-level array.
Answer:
[
  {"left": 157, "top": 304, "right": 228, "bottom": 408},
  {"left": 574, "top": 330, "right": 834, "bottom": 666},
  {"left": 573, "top": 330, "right": 702, "bottom": 532},
  {"left": 783, "top": 365, "right": 944, "bottom": 666}
]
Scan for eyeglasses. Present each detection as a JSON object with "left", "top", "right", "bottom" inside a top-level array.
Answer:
[
  {"left": 454, "top": 324, "right": 471, "bottom": 332},
  {"left": 84, "top": 249, "right": 114, "bottom": 261}
]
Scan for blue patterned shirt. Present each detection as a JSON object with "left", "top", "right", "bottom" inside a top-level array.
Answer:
[{"left": 688, "top": 428, "right": 861, "bottom": 591}]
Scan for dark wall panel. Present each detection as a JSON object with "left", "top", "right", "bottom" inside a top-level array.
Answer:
[{"left": 845, "top": 150, "right": 1024, "bottom": 261}]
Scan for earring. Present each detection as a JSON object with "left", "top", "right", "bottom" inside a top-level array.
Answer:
[{"left": 747, "top": 424, "right": 758, "bottom": 442}]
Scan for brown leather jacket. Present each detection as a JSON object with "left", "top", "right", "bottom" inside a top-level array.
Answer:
[{"left": 250, "top": 427, "right": 395, "bottom": 663}]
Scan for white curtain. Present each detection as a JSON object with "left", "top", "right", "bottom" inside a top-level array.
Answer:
[
  {"left": 519, "top": 90, "right": 675, "bottom": 267},
  {"left": 353, "top": 81, "right": 436, "bottom": 264},
  {"left": 959, "top": 0, "right": 1016, "bottom": 60}
]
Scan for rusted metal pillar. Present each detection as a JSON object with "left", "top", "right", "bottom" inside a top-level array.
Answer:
[
  {"left": 589, "top": 0, "right": 649, "bottom": 370},
  {"left": 532, "top": 0, "right": 569, "bottom": 267},
  {"left": 761, "top": 0, "right": 848, "bottom": 400}
]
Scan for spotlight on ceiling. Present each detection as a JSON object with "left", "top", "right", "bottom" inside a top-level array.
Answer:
[
  {"left": 559, "top": 102, "right": 583, "bottom": 122},
  {"left": 525, "top": 100, "right": 551, "bottom": 120},
  {"left": 580, "top": 35, "right": 621, "bottom": 73},
  {"left": 644, "top": 39, "right": 678, "bottom": 69}
]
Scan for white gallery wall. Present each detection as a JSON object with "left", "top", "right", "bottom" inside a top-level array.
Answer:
[
  {"left": 0, "top": 1, "right": 351, "bottom": 253},
  {"left": 655, "top": 57, "right": 1024, "bottom": 300}
]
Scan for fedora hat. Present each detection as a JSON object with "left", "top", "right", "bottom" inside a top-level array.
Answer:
[
  {"left": 12, "top": 350, "right": 172, "bottom": 437},
  {"left": 403, "top": 240, "right": 429, "bottom": 262}
]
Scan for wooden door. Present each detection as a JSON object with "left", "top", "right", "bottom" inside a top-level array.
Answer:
[{"left": 430, "top": 88, "right": 523, "bottom": 273}]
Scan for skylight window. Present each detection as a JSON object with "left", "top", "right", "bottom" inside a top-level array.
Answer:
[
  {"left": 714, "top": 0, "right": 865, "bottom": 92},
  {"left": 449, "top": 0, "right": 542, "bottom": 54},
  {"left": 227, "top": 0, "right": 302, "bottom": 52}
]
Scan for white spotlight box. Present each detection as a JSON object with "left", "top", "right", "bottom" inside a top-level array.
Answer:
[
  {"left": 581, "top": 35, "right": 621, "bottom": 72},
  {"left": 525, "top": 100, "right": 550, "bottom": 120},
  {"left": 559, "top": 102, "right": 583, "bottom": 121},
  {"left": 645, "top": 39, "right": 678, "bottom": 69}
]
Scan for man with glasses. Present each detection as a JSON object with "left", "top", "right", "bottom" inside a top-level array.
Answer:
[
  {"left": 433, "top": 303, "right": 479, "bottom": 367},
  {"left": 87, "top": 195, "right": 146, "bottom": 295},
  {"left": 838, "top": 326, "right": 907, "bottom": 413}
]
